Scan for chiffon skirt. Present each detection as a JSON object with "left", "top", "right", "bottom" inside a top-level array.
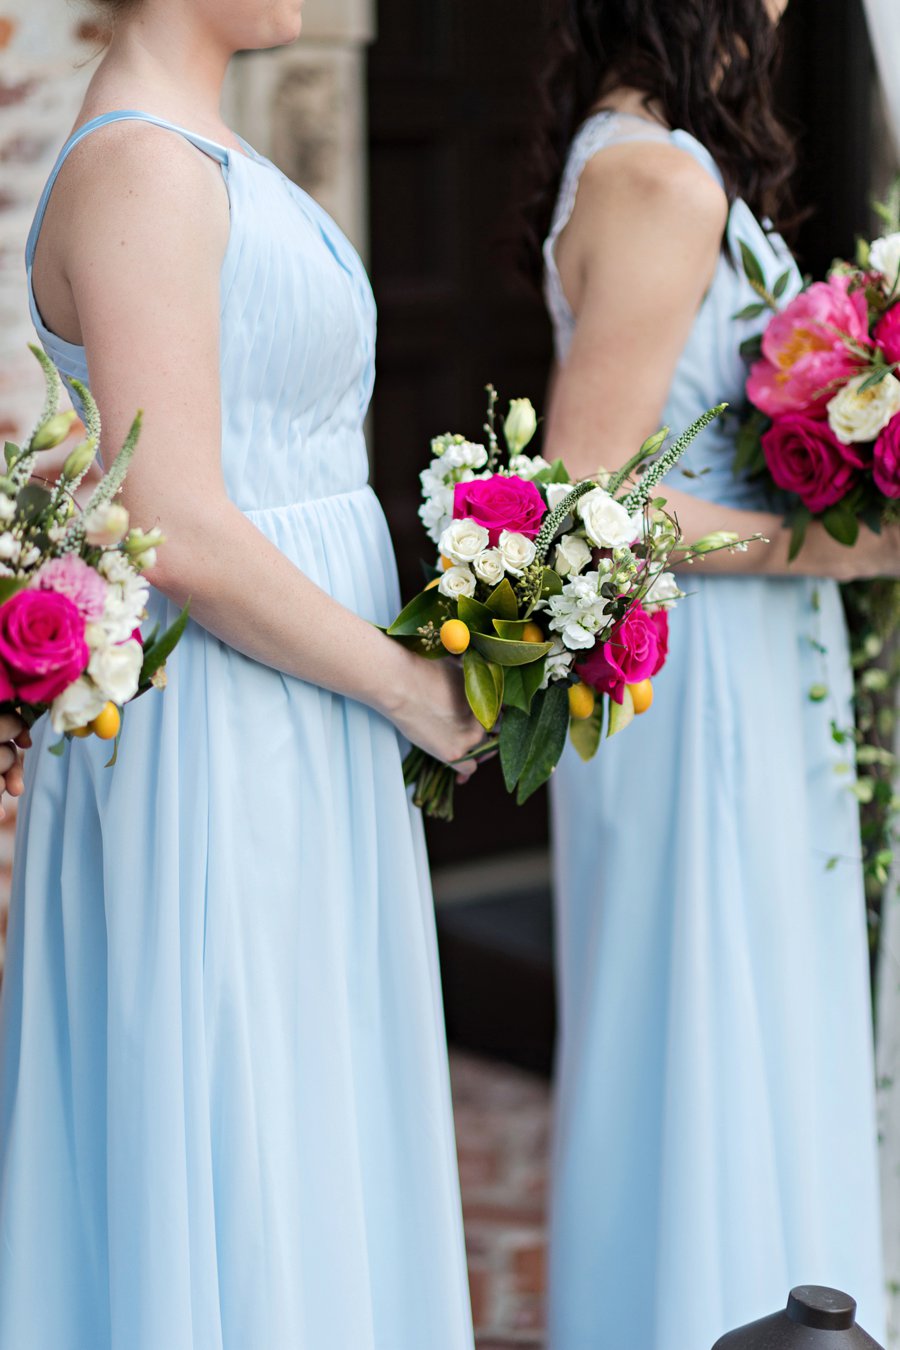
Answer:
[
  {"left": 0, "top": 488, "right": 474, "bottom": 1350},
  {"left": 548, "top": 572, "right": 885, "bottom": 1350}
]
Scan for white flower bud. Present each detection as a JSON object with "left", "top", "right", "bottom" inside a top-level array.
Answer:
[{"left": 504, "top": 399, "right": 538, "bottom": 455}]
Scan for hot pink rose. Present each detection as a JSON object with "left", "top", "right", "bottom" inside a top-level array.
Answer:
[
  {"left": 0, "top": 590, "right": 89, "bottom": 704},
  {"left": 761, "top": 414, "right": 861, "bottom": 513},
  {"left": 876, "top": 305, "right": 900, "bottom": 367},
  {"left": 874, "top": 413, "right": 900, "bottom": 499},
  {"left": 747, "top": 276, "right": 871, "bottom": 418},
  {"left": 33, "top": 554, "right": 107, "bottom": 619},
  {"left": 576, "top": 602, "right": 666, "bottom": 705},
  {"left": 453, "top": 474, "right": 546, "bottom": 545}
]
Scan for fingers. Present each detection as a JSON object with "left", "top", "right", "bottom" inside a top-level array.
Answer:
[
  {"left": 4, "top": 755, "right": 24, "bottom": 798},
  {"left": 0, "top": 715, "right": 24, "bottom": 743},
  {"left": 0, "top": 744, "right": 17, "bottom": 777}
]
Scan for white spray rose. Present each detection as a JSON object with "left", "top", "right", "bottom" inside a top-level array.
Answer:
[
  {"left": 870, "top": 233, "right": 900, "bottom": 289},
  {"left": 50, "top": 677, "right": 108, "bottom": 734},
  {"left": 545, "top": 482, "right": 576, "bottom": 512},
  {"left": 473, "top": 549, "right": 505, "bottom": 586},
  {"left": 439, "top": 518, "right": 490, "bottom": 565},
  {"left": 498, "top": 530, "right": 537, "bottom": 576},
  {"left": 88, "top": 638, "right": 143, "bottom": 705},
  {"left": 554, "top": 533, "right": 592, "bottom": 578},
  {"left": 438, "top": 565, "right": 477, "bottom": 599},
  {"left": 827, "top": 372, "right": 900, "bottom": 445},
  {"left": 577, "top": 488, "right": 635, "bottom": 549},
  {"left": 84, "top": 502, "right": 130, "bottom": 548}
]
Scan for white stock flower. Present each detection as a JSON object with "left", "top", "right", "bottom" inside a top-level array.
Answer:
[
  {"left": 0, "top": 534, "right": 20, "bottom": 563},
  {"left": 438, "top": 565, "right": 477, "bottom": 599},
  {"left": 0, "top": 496, "right": 15, "bottom": 524},
  {"left": 644, "top": 569, "right": 682, "bottom": 611},
  {"left": 498, "top": 530, "right": 537, "bottom": 576},
  {"left": 554, "top": 533, "right": 592, "bottom": 578},
  {"left": 88, "top": 638, "right": 142, "bottom": 704},
  {"left": 441, "top": 441, "right": 489, "bottom": 472},
  {"left": 539, "top": 640, "right": 577, "bottom": 690},
  {"left": 50, "top": 676, "right": 107, "bottom": 734},
  {"left": 439, "top": 518, "right": 490, "bottom": 565},
  {"left": 98, "top": 550, "right": 149, "bottom": 642},
  {"left": 419, "top": 488, "right": 454, "bottom": 547},
  {"left": 545, "top": 482, "right": 575, "bottom": 512},
  {"left": 870, "top": 233, "right": 900, "bottom": 289},
  {"left": 473, "top": 549, "right": 505, "bottom": 586},
  {"left": 577, "top": 488, "right": 635, "bottom": 549},
  {"left": 543, "top": 572, "right": 613, "bottom": 651},
  {"left": 827, "top": 372, "right": 900, "bottom": 445},
  {"left": 508, "top": 454, "right": 550, "bottom": 481}
]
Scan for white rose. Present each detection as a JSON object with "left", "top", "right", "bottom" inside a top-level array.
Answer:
[
  {"left": 827, "top": 372, "right": 900, "bottom": 445},
  {"left": 439, "top": 518, "right": 490, "bottom": 565},
  {"left": 88, "top": 638, "right": 142, "bottom": 704},
  {"left": 644, "top": 569, "right": 682, "bottom": 610},
  {"left": 508, "top": 454, "right": 550, "bottom": 481},
  {"left": 438, "top": 565, "right": 477, "bottom": 599},
  {"left": 545, "top": 482, "right": 576, "bottom": 512},
  {"left": 554, "top": 533, "right": 592, "bottom": 577},
  {"left": 577, "top": 488, "right": 635, "bottom": 549},
  {"left": 84, "top": 502, "right": 130, "bottom": 548},
  {"left": 473, "top": 549, "right": 505, "bottom": 586},
  {"left": 870, "top": 233, "right": 900, "bottom": 289},
  {"left": 498, "top": 530, "right": 537, "bottom": 576},
  {"left": 50, "top": 676, "right": 108, "bottom": 734}
]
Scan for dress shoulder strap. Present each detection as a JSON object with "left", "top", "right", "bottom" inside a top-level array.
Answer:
[{"left": 26, "top": 110, "right": 230, "bottom": 268}]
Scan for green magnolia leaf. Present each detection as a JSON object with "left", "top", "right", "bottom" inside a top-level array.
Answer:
[
  {"left": 387, "top": 588, "right": 450, "bottom": 636},
  {"left": 485, "top": 579, "right": 519, "bottom": 621},
  {"left": 739, "top": 334, "right": 764, "bottom": 362},
  {"left": 540, "top": 567, "right": 563, "bottom": 599},
  {"left": 463, "top": 648, "right": 503, "bottom": 731},
  {"left": 0, "top": 576, "right": 30, "bottom": 605},
  {"left": 515, "top": 683, "right": 571, "bottom": 804},
  {"left": 570, "top": 701, "right": 605, "bottom": 761},
  {"left": 502, "top": 659, "right": 547, "bottom": 714},
  {"left": 607, "top": 685, "right": 635, "bottom": 738},
  {"left": 822, "top": 504, "right": 860, "bottom": 548},
  {"left": 739, "top": 240, "right": 766, "bottom": 287},
  {"left": 533, "top": 458, "right": 571, "bottom": 486},
  {"left": 492, "top": 618, "right": 532, "bottom": 640},
  {"left": 457, "top": 594, "right": 497, "bottom": 635},
  {"left": 788, "top": 507, "right": 812, "bottom": 562},
  {"left": 500, "top": 704, "right": 532, "bottom": 792},
  {"left": 470, "top": 631, "right": 552, "bottom": 667},
  {"left": 139, "top": 602, "right": 190, "bottom": 685}
]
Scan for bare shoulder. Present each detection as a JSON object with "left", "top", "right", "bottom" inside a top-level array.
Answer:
[
  {"left": 47, "top": 118, "right": 230, "bottom": 270},
  {"left": 575, "top": 137, "right": 729, "bottom": 236}
]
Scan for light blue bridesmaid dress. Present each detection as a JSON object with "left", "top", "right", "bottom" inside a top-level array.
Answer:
[
  {"left": 0, "top": 111, "right": 475, "bottom": 1350},
  {"left": 545, "top": 112, "right": 886, "bottom": 1349}
]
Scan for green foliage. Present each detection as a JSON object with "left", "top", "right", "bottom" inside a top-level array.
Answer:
[
  {"left": 462, "top": 648, "right": 503, "bottom": 732},
  {"left": 499, "top": 683, "right": 569, "bottom": 804},
  {"left": 139, "top": 603, "right": 191, "bottom": 687},
  {"left": 570, "top": 701, "right": 605, "bottom": 760}
]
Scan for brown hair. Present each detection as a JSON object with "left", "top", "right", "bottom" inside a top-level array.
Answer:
[{"left": 516, "top": 0, "right": 796, "bottom": 288}]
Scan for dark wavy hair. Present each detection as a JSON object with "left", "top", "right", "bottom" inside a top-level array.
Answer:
[{"left": 517, "top": 0, "right": 796, "bottom": 287}]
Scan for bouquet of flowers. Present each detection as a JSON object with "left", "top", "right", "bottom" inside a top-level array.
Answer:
[
  {"left": 737, "top": 192, "right": 900, "bottom": 557},
  {"left": 390, "top": 388, "right": 751, "bottom": 819},
  {"left": 0, "top": 346, "right": 186, "bottom": 760}
]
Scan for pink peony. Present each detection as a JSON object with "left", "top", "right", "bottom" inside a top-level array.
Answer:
[
  {"left": 747, "top": 276, "right": 871, "bottom": 418},
  {"left": 876, "top": 305, "right": 900, "bottom": 367},
  {"left": 874, "top": 413, "right": 900, "bottom": 498},
  {"left": 453, "top": 474, "right": 546, "bottom": 545},
  {"left": 761, "top": 414, "right": 861, "bottom": 513},
  {"left": 33, "top": 554, "right": 107, "bottom": 620},
  {"left": 576, "top": 602, "right": 667, "bottom": 705},
  {"left": 0, "top": 589, "right": 89, "bottom": 704}
]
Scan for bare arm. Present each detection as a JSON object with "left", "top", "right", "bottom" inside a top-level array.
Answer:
[
  {"left": 45, "top": 125, "right": 482, "bottom": 767},
  {"left": 544, "top": 140, "right": 900, "bottom": 582}
]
